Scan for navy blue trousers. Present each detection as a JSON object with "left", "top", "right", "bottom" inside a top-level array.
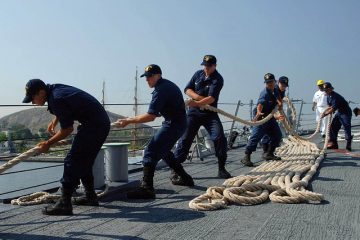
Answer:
[
  {"left": 330, "top": 113, "right": 352, "bottom": 142},
  {"left": 174, "top": 114, "right": 227, "bottom": 163},
  {"left": 245, "top": 118, "right": 282, "bottom": 153},
  {"left": 261, "top": 135, "right": 271, "bottom": 146},
  {"left": 143, "top": 120, "right": 186, "bottom": 168},
  {"left": 61, "top": 117, "right": 110, "bottom": 189}
]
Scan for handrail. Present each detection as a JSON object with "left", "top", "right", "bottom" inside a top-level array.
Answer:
[
  {"left": 0, "top": 164, "right": 63, "bottom": 176},
  {"left": 1, "top": 99, "right": 358, "bottom": 200},
  {"left": 0, "top": 181, "right": 58, "bottom": 196}
]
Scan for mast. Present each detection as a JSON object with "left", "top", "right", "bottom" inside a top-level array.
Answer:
[
  {"left": 132, "top": 67, "right": 138, "bottom": 156},
  {"left": 101, "top": 81, "right": 105, "bottom": 108}
]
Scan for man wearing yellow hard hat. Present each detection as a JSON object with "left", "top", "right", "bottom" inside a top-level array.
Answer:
[{"left": 312, "top": 80, "right": 328, "bottom": 137}]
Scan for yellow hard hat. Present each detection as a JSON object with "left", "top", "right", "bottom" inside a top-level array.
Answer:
[{"left": 317, "top": 79, "right": 324, "bottom": 86}]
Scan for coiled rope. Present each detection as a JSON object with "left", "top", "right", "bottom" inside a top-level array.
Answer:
[
  {"left": 189, "top": 99, "right": 332, "bottom": 210},
  {"left": 10, "top": 185, "right": 110, "bottom": 206}
]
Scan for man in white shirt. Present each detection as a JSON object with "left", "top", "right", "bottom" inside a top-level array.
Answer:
[{"left": 312, "top": 80, "right": 328, "bottom": 137}]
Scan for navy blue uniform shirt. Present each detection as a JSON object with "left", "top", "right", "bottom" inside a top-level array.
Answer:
[
  {"left": 253, "top": 87, "right": 279, "bottom": 117},
  {"left": 148, "top": 78, "right": 186, "bottom": 122},
  {"left": 327, "top": 91, "right": 352, "bottom": 116},
  {"left": 184, "top": 69, "right": 223, "bottom": 116},
  {"left": 47, "top": 84, "right": 107, "bottom": 129}
]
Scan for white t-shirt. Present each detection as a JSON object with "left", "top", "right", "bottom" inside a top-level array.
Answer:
[{"left": 313, "top": 90, "right": 328, "bottom": 108}]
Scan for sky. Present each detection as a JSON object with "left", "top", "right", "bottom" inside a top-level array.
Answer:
[{"left": 0, "top": 0, "right": 359, "bottom": 122}]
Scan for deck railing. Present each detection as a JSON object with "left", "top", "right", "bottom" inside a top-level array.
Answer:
[{"left": 1, "top": 99, "right": 359, "bottom": 200}]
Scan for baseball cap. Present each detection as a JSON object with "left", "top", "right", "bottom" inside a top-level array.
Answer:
[
  {"left": 317, "top": 79, "right": 324, "bottom": 86},
  {"left": 22, "top": 79, "right": 47, "bottom": 103},
  {"left": 279, "top": 76, "right": 289, "bottom": 87},
  {"left": 264, "top": 73, "right": 276, "bottom": 83},
  {"left": 140, "top": 64, "right": 162, "bottom": 78},
  {"left": 354, "top": 107, "right": 359, "bottom": 117},
  {"left": 201, "top": 55, "right": 217, "bottom": 66},
  {"left": 323, "top": 82, "right": 334, "bottom": 90}
]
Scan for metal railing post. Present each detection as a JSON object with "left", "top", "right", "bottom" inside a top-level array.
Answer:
[
  {"left": 249, "top": 99, "right": 254, "bottom": 120},
  {"left": 228, "top": 100, "right": 241, "bottom": 143},
  {"left": 296, "top": 100, "right": 304, "bottom": 133}
]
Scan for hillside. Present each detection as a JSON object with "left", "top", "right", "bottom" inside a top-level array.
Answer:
[{"left": 0, "top": 107, "right": 142, "bottom": 133}]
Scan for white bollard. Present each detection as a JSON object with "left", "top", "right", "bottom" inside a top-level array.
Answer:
[
  {"left": 92, "top": 146, "right": 106, "bottom": 189},
  {"left": 104, "top": 143, "right": 130, "bottom": 182}
]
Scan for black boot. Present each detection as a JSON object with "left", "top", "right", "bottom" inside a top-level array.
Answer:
[
  {"left": 169, "top": 169, "right": 179, "bottom": 182},
  {"left": 72, "top": 179, "right": 99, "bottom": 206},
  {"left": 171, "top": 163, "right": 194, "bottom": 186},
  {"left": 241, "top": 151, "right": 254, "bottom": 167},
  {"left": 42, "top": 187, "right": 73, "bottom": 216},
  {"left": 262, "top": 144, "right": 269, "bottom": 159},
  {"left": 327, "top": 141, "right": 339, "bottom": 149},
  {"left": 346, "top": 140, "right": 352, "bottom": 151},
  {"left": 263, "top": 144, "right": 281, "bottom": 161},
  {"left": 217, "top": 158, "right": 231, "bottom": 179},
  {"left": 127, "top": 166, "right": 155, "bottom": 199}
]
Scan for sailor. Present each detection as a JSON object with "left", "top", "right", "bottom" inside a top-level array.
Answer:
[
  {"left": 241, "top": 73, "right": 284, "bottom": 167},
  {"left": 277, "top": 76, "right": 289, "bottom": 99},
  {"left": 321, "top": 82, "right": 352, "bottom": 151},
  {"left": 312, "top": 80, "right": 328, "bottom": 137},
  {"left": 22, "top": 79, "right": 110, "bottom": 215},
  {"left": 171, "top": 55, "right": 231, "bottom": 179},
  {"left": 116, "top": 64, "right": 194, "bottom": 199},
  {"left": 260, "top": 76, "right": 289, "bottom": 160}
]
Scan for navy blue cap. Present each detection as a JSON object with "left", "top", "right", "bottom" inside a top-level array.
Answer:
[
  {"left": 323, "top": 82, "right": 334, "bottom": 90},
  {"left": 22, "top": 79, "right": 47, "bottom": 103},
  {"left": 264, "top": 73, "right": 276, "bottom": 83},
  {"left": 201, "top": 55, "right": 217, "bottom": 66},
  {"left": 279, "top": 76, "right": 289, "bottom": 86},
  {"left": 140, "top": 64, "right": 162, "bottom": 78},
  {"left": 354, "top": 107, "right": 359, "bottom": 116}
]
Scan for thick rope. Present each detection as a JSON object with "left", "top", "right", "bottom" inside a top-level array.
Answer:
[
  {"left": 283, "top": 96, "right": 297, "bottom": 128},
  {"left": 189, "top": 100, "right": 333, "bottom": 210},
  {"left": 0, "top": 139, "right": 71, "bottom": 174},
  {"left": 0, "top": 123, "right": 119, "bottom": 175},
  {"left": 10, "top": 184, "right": 110, "bottom": 206},
  {"left": 3, "top": 122, "right": 120, "bottom": 205},
  {"left": 200, "top": 104, "right": 278, "bottom": 127}
]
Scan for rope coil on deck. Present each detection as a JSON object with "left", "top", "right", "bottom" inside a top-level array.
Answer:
[
  {"left": 10, "top": 185, "right": 110, "bottom": 206},
  {"left": 189, "top": 98, "right": 332, "bottom": 210}
]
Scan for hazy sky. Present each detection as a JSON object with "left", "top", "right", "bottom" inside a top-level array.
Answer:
[{"left": 1, "top": 0, "right": 359, "bottom": 120}]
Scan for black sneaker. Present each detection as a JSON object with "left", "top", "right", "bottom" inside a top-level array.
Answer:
[
  {"left": 327, "top": 142, "right": 339, "bottom": 149},
  {"left": 72, "top": 196, "right": 99, "bottom": 206},
  {"left": 263, "top": 153, "right": 281, "bottom": 161},
  {"left": 169, "top": 170, "right": 179, "bottom": 182},
  {"left": 218, "top": 169, "right": 231, "bottom": 179},
  {"left": 42, "top": 200, "right": 73, "bottom": 216},
  {"left": 171, "top": 174, "right": 194, "bottom": 186}
]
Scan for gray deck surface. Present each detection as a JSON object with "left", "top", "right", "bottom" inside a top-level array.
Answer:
[{"left": 0, "top": 138, "right": 359, "bottom": 240}]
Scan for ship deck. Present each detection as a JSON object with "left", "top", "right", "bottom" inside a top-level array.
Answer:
[{"left": 0, "top": 136, "right": 360, "bottom": 240}]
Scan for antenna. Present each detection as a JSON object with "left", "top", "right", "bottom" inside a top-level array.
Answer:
[
  {"left": 102, "top": 80, "right": 106, "bottom": 108},
  {"left": 134, "top": 67, "right": 138, "bottom": 117},
  {"left": 132, "top": 67, "right": 138, "bottom": 156}
]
